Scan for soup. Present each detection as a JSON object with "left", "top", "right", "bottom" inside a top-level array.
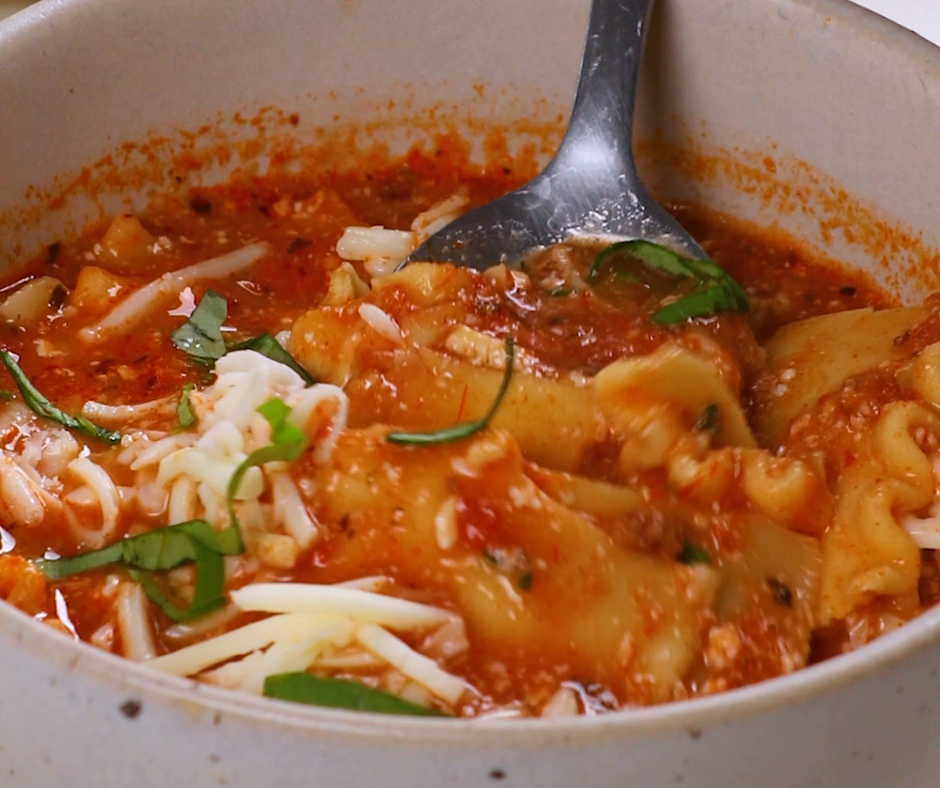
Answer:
[{"left": 0, "top": 140, "right": 935, "bottom": 718}]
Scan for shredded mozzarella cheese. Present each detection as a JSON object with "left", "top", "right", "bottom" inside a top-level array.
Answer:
[
  {"left": 230, "top": 583, "right": 451, "bottom": 630},
  {"left": 355, "top": 622, "right": 467, "bottom": 704}
]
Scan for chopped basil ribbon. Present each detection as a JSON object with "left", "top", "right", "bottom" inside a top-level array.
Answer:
[
  {"left": 171, "top": 289, "right": 228, "bottom": 363},
  {"left": 589, "top": 240, "right": 749, "bottom": 325},
  {"left": 227, "top": 333, "right": 314, "bottom": 385},
  {"left": 37, "top": 519, "right": 243, "bottom": 621},
  {"left": 677, "top": 542, "right": 711, "bottom": 565},
  {"left": 0, "top": 350, "right": 120, "bottom": 444},
  {"left": 263, "top": 673, "right": 446, "bottom": 717},
  {"left": 172, "top": 291, "right": 314, "bottom": 384},
  {"left": 225, "top": 398, "right": 308, "bottom": 527},
  {"left": 177, "top": 383, "right": 196, "bottom": 428},
  {"left": 387, "top": 338, "right": 515, "bottom": 446}
]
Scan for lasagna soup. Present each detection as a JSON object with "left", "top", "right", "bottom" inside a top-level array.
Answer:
[{"left": 0, "top": 142, "right": 935, "bottom": 718}]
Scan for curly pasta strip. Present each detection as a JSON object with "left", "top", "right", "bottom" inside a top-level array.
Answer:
[{"left": 819, "top": 402, "right": 937, "bottom": 624}]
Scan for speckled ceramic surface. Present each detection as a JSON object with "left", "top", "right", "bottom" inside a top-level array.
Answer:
[{"left": 2, "top": 1, "right": 940, "bottom": 785}]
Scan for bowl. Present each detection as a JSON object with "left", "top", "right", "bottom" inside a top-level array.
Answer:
[{"left": 2, "top": 0, "right": 940, "bottom": 786}]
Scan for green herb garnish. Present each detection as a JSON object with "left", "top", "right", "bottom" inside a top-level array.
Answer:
[
  {"left": 766, "top": 577, "right": 793, "bottom": 608},
  {"left": 177, "top": 383, "right": 196, "bottom": 428},
  {"left": 172, "top": 291, "right": 313, "bottom": 384},
  {"left": 677, "top": 542, "right": 711, "bottom": 566},
  {"left": 387, "top": 338, "right": 515, "bottom": 446},
  {"left": 286, "top": 237, "right": 311, "bottom": 254},
  {"left": 48, "top": 285, "right": 68, "bottom": 311},
  {"left": 517, "top": 571, "right": 533, "bottom": 591},
  {"left": 37, "top": 519, "right": 243, "bottom": 621},
  {"left": 263, "top": 674, "right": 446, "bottom": 717},
  {"left": 226, "top": 399, "right": 308, "bottom": 526},
  {"left": 171, "top": 289, "right": 228, "bottom": 363},
  {"left": 589, "top": 240, "right": 749, "bottom": 325},
  {"left": 0, "top": 350, "right": 120, "bottom": 444},
  {"left": 696, "top": 404, "right": 720, "bottom": 434},
  {"left": 227, "top": 333, "right": 314, "bottom": 386},
  {"left": 590, "top": 240, "right": 693, "bottom": 282},
  {"left": 547, "top": 288, "right": 571, "bottom": 297},
  {"left": 189, "top": 195, "right": 212, "bottom": 214},
  {"left": 0, "top": 390, "right": 12, "bottom": 401}
]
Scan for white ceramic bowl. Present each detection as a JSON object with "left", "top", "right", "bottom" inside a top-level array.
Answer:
[{"left": 2, "top": 1, "right": 940, "bottom": 785}]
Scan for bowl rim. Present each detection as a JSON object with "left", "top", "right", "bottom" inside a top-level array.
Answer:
[{"left": 3, "top": 0, "right": 940, "bottom": 745}]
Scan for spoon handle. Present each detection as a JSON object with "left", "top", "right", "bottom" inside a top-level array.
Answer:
[{"left": 554, "top": 0, "right": 654, "bottom": 180}]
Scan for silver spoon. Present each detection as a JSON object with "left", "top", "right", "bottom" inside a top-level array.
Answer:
[{"left": 405, "top": 0, "right": 706, "bottom": 270}]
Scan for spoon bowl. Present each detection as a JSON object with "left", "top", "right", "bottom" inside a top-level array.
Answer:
[{"left": 406, "top": 0, "right": 706, "bottom": 269}]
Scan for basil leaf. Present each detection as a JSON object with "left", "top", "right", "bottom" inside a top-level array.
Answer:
[
  {"left": 677, "top": 542, "right": 711, "bottom": 565},
  {"left": 129, "top": 540, "right": 225, "bottom": 622},
  {"left": 589, "top": 239, "right": 696, "bottom": 282},
  {"left": 171, "top": 289, "right": 228, "bottom": 362},
  {"left": 227, "top": 334, "right": 314, "bottom": 386},
  {"left": 387, "top": 338, "right": 515, "bottom": 446},
  {"left": 37, "top": 518, "right": 243, "bottom": 579},
  {"left": 171, "top": 291, "right": 314, "bottom": 384},
  {"left": 286, "top": 237, "right": 311, "bottom": 254},
  {"left": 226, "top": 399, "right": 308, "bottom": 526},
  {"left": 0, "top": 350, "right": 120, "bottom": 444},
  {"left": 766, "top": 577, "right": 794, "bottom": 608},
  {"left": 590, "top": 240, "right": 749, "bottom": 325},
  {"left": 263, "top": 673, "right": 446, "bottom": 717},
  {"left": 0, "top": 390, "right": 12, "bottom": 401},
  {"left": 177, "top": 383, "right": 196, "bottom": 428},
  {"left": 652, "top": 281, "right": 746, "bottom": 325},
  {"left": 38, "top": 518, "right": 242, "bottom": 622}
]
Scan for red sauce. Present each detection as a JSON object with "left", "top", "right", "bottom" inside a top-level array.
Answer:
[{"left": 0, "top": 140, "right": 930, "bottom": 717}]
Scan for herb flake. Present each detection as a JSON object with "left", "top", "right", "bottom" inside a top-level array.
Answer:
[
  {"left": 177, "top": 383, "right": 196, "bottom": 428},
  {"left": 287, "top": 237, "right": 311, "bottom": 254},
  {"left": 696, "top": 404, "right": 721, "bottom": 434},
  {"left": 766, "top": 577, "right": 794, "bottom": 608},
  {"left": 677, "top": 542, "right": 711, "bottom": 565}
]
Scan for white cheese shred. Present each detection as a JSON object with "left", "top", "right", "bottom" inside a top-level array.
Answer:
[
  {"left": 146, "top": 612, "right": 339, "bottom": 677},
  {"left": 355, "top": 622, "right": 467, "bottom": 704},
  {"left": 80, "top": 242, "right": 271, "bottom": 342},
  {"left": 230, "top": 583, "right": 451, "bottom": 630}
]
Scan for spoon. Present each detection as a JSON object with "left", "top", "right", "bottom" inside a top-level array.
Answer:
[{"left": 405, "top": 0, "right": 706, "bottom": 270}]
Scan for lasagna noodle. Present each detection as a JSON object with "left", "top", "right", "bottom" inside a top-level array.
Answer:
[
  {"left": 308, "top": 426, "right": 719, "bottom": 702},
  {"left": 753, "top": 305, "right": 927, "bottom": 448},
  {"left": 819, "top": 401, "right": 935, "bottom": 623}
]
